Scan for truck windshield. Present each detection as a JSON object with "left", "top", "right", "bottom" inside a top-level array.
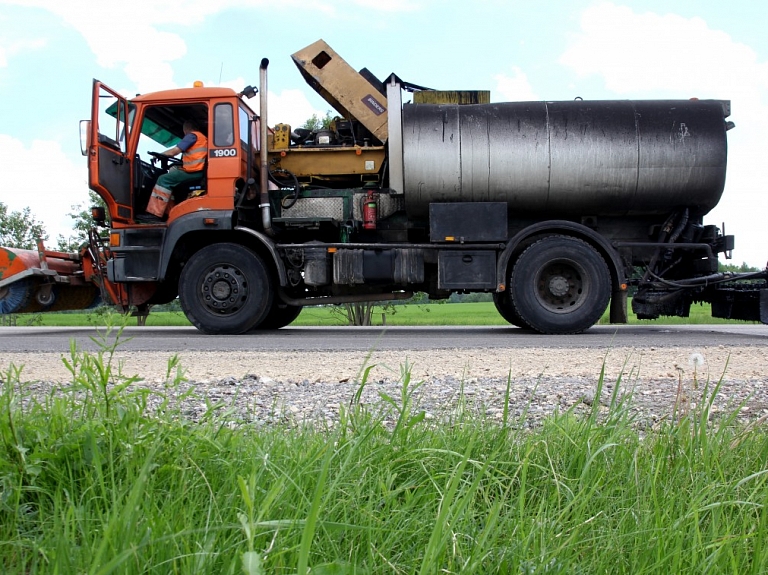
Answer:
[{"left": 106, "top": 101, "right": 180, "bottom": 147}]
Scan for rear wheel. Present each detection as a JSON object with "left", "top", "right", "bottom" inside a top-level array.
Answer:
[
  {"left": 254, "top": 301, "right": 303, "bottom": 330},
  {"left": 179, "top": 243, "right": 273, "bottom": 334},
  {"left": 510, "top": 236, "right": 610, "bottom": 334}
]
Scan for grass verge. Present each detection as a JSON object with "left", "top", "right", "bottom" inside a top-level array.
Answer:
[
  {"left": 1, "top": 332, "right": 767, "bottom": 573},
  {"left": 9, "top": 300, "right": 746, "bottom": 327}
]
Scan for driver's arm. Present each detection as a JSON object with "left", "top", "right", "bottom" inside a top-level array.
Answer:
[
  {"left": 161, "top": 145, "right": 182, "bottom": 157},
  {"left": 161, "top": 132, "right": 197, "bottom": 157}
]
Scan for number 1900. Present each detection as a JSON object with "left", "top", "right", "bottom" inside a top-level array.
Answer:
[{"left": 211, "top": 148, "right": 237, "bottom": 158}]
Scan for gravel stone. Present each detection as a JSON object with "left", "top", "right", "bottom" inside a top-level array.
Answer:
[{"left": 3, "top": 346, "right": 768, "bottom": 428}]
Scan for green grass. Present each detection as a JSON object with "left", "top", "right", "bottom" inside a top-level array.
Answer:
[
  {"left": 9, "top": 300, "right": 747, "bottom": 327},
  {"left": 1, "top": 330, "right": 767, "bottom": 573}
]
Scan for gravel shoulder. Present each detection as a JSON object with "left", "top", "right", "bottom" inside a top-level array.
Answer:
[
  {"left": 4, "top": 345, "right": 767, "bottom": 428},
  {"left": 2, "top": 344, "right": 766, "bottom": 383}
]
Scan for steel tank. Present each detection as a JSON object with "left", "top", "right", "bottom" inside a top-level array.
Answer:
[{"left": 401, "top": 99, "right": 729, "bottom": 218}]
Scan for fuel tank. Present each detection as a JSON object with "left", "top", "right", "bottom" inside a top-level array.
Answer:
[{"left": 401, "top": 99, "right": 730, "bottom": 218}]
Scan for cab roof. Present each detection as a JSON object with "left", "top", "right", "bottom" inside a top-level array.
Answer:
[{"left": 131, "top": 86, "right": 239, "bottom": 103}]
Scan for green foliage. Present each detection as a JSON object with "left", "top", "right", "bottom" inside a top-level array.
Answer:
[
  {"left": 0, "top": 313, "right": 42, "bottom": 327},
  {"left": 448, "top": 292, "right": 493, "bottom": 303},
  {"left": 11, "top": 298, "right": 755, "bottom": 328},
  {"left": 56, "top": 191, "right": 108, "bottom": 252},
  {"left": 0, "top": 202, "right": 47, "bottom": 250},
  {"left": 1, "top": 341, "right": 768, "bottom": 573},
  {"left": 331, "top": 301, "right": 398, "bottom": 326},
  {"left": 719, "top": 260, "right": 762, "bottom": 273},
  {"left": 300, "top": 111, "right": 335, "bottom": 131}
]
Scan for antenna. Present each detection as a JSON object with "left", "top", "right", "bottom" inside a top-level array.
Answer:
[{"left": 218, "top": 62, "right": 223, "bottom": 84}]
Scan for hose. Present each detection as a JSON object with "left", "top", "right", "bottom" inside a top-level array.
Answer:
[
  {"left": 269, "top": 168, "right": 300, "bottom": 209},
  {"left": 645, "top": 268, "right": 767, "bottom": 289}
]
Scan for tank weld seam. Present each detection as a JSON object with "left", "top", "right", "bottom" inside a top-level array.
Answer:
[
  {"left": 545, "top": 102, "right": 552, "bottom": 210},
  {"left": 632, "top": 101, "right": 640, "bottom": 214}
]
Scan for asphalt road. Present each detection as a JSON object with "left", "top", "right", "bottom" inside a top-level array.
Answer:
[{"left": 0, "top": 324, "right": 766, "bottom": 353}]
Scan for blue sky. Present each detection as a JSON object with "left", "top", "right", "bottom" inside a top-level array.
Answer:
[{"left": 1, "top": 0, "right": 766, "bottom": 266}]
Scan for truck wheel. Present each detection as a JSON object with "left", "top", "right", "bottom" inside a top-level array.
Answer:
[
  {"left": 253, "top": 302, "right": 303, "bottom": 330},
  {"left": 492, "top": 291, "right": 529, "bottom": 329},
  {"left": 179, "top": 243, "right": 273, "bottom": 334},
  {"left": 510, "top": 236, "right": 610, "bottom": 334}
]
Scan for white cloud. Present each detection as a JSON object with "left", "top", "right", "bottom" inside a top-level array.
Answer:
[
  {"left": 210, "top": 77, "right": 327, "bottom": 127},
  {"left": 1, "top": 0, "right": 241, "bottom": 90},
  {"left": 0, "top": 135, "right": 90, "bottom": 243},
  {"left": 268, "top": 89, "right": 329, "bottom": 128},
  {"left": 0, "top": 38, "right": 46, "bottom": 67},
  {"left": 559, "top": 3, "right": 768, "bottom": 98},
  {"left": 560, "top": 2, "right": 768, "bottom": 267},
  {"left": 494, "top": 68, "right": 538, "bottom": 101},
  {"left": 353, "top": 0, "right": 420, "bottom": 11},
  {"left": 0, "top": 0, "right": 422, "bottom": 89}
]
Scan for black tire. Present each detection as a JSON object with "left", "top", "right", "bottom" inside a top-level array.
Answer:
[
  {"left": 510, "top": 236, "right": 610, "bottom": 334},
  {"left": 254, "top": 301, "right": 303, "bottom": 330},
  {"left": 492, "top": 291, "right": 529, "bottom": 329},
  {"left": 179, "top": 243, "right": 273, "bottom": 335}
]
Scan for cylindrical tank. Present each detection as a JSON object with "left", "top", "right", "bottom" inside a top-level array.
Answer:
[{"left": 401, "top": 99, "right": 729, "bottom": 218}]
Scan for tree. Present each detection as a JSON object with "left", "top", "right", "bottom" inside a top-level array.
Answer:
[
  {"left": 56, "top": 191, "right": 108, "bottom": 252},
  {"left": 0, "top": 203, "right": 48, "bottom": 325},
  {"left": 300, "top": 111, "right": 335, "bottom": 132},
  {"left": 0, "top": 202, "right": 48, "bottom": 250},
  {"left": 719, "top": 261, "right": 761, "bottom": 273}
]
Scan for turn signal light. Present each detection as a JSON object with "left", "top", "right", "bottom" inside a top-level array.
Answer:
[{"left": 91, "top": 206, "right": 106, "bottom": 224}]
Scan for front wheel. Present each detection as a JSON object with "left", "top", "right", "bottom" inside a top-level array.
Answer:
[
  {"left": 510, "top": 236, "right": 610, "bottom": 334},
  {"left": 179, "top": 243, "right": 273, "bottom": 334}
]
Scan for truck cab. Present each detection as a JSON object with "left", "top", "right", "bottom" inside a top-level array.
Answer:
[{"left": 85, "top": 81, "right": 257, "bottom": 226}]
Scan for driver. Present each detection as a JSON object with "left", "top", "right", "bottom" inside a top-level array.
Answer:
[{"left": 144, "top": 120, "right": 208, "bottom": 219}]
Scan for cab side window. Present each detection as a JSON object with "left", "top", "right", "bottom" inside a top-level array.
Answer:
[
  {"left": 213, "top": 103, "right": 234, "bottom": 147},
  {"left": 239, "top": 106, "right": 251, "bottom": 147}
]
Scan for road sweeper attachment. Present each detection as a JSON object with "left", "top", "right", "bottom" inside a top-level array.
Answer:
[{"left": 0, "top": 243, "right": 100, "bottom": 315}]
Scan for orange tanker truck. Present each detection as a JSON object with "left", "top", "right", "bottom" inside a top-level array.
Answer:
[{"left": 1, "top": 40, "right": 766, "bottom": 333}]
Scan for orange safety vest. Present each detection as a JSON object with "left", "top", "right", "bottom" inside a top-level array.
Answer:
[{"left": 182, "top": 131, "right": 208, "bottom": 172}]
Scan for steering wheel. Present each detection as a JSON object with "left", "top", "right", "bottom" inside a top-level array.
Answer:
[{"left": 148, "top": 151, "right": 182, "bottom": 170}]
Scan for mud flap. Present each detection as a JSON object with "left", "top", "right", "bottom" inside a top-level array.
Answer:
[
  {"left": 710, "top": 286, "right": 768, "bottom": 322},
  {"left": 610, "top": 289, "right": 628, "bottom": 324}
]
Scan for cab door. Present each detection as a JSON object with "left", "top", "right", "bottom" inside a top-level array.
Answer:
[{"left": 88, "top": 80, "right": 134, "bottom": 222}]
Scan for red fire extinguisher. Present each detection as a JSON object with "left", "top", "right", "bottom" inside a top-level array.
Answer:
[{"left": 363, "top": 190, "right": 377, "bottom": 230}]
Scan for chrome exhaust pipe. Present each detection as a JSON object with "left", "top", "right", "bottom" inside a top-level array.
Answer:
[{"left": 259, "top": 58, "right": 273, "bottom": 236}]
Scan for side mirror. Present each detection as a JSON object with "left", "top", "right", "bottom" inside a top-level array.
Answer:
[
  {"left": 79, "top": 120, "right": 90, "bottom": 156},
  {"left": 239, "top": 85, "right": 258, "bottom": 99}
]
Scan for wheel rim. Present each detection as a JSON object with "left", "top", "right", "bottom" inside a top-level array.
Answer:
[
  {"left": 533, "top": 259, "right": 589, "bottom": 314},
  {"left": 200, "top": 264, "right": 248, "bottom": 315}
]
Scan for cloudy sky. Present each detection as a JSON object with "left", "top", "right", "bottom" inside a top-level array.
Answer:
[{"left": 0, "top": 0, "right": 766, "bottom": 266}]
